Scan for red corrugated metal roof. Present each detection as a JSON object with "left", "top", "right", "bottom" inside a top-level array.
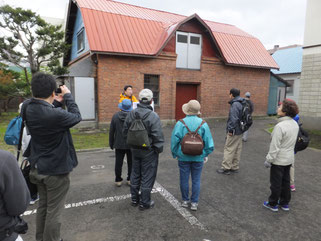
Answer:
[{"left": 73, "top": 0, "right": 278, "bottom": 69}]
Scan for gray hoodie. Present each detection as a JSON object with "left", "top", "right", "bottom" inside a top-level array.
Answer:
[{"left": 0, "top": 150, "right": 30, "bottom": 240}]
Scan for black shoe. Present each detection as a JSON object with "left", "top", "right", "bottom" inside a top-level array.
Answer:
[
  {"left": 139, "top": 200, "right": 155, "bottom": 210},
  {"left": 230, "top": 169, "right": 239, "bottom": 173},
  {"left": 131, "top": 200, "right": 139, "bottom": 207},
  {"left": 216, "top": 168, "right": 231, "bottom": 175}
]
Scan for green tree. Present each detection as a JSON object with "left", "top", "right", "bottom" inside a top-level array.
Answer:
[
  {"left": 0, "top": 63, "right": 29, "bottom": 114},
  {"left": 0, "top": 5, "right": 70, "bottom": 84}
]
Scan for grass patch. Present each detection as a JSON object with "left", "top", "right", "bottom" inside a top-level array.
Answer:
[
  {"left": 307, "top": 129, "right": 321, "bottom": 150},
  {"left": 0, "top": 112, "right": 109, "bottom": 152},
  {"left": 71, "top": 129, "right": 109, "bottom": 150}
]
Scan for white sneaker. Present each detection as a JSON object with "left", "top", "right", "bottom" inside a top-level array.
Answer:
[
  {"left": 190, "top": 202, "right": 198, "bottom": 211},
  {"left": 30, "top": 195, "right": 39, "bottom": 205},
  {"left": 181, "top": 201, "right": 189, "bottom": 208},
  {"left": 115, "top": 181, "right": 122, "bottom": 187}
]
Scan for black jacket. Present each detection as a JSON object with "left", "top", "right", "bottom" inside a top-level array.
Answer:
[
  {"left": 123, "top": 103, "right": 164, "bottom": 155},
  {"left": 109, "top": 111, "right": 130, "bottom": 150},
  {"left": 227, "top": 96, "right": 244, "bottom": 136},
  {"left": 25, "top": 93, "right": 82, "bottom": 175},
  {"left": 0, "top": 151, "right": 30, "bottom": 241}
]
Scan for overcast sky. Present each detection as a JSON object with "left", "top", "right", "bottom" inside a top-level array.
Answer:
[{"left": 0, "top": 0, "right": 307, "bottom": 50}]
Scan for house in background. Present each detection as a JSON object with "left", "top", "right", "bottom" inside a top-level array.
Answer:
[
  {"left": 63, "top": 0, "right": 278, "bottom": 127},
  {"left": 299, "top": 0, "right": 321, "bottom": 130},
  {"left": 270, "top": 45, "right": 303, "bottom": 103},
  {"left": 267, "top": 72, "right": 288, "bottom": 115}
]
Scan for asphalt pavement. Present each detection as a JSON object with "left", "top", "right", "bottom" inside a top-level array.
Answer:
[{"left": 21, "top": 118, "right": 321, "bottom": 241}]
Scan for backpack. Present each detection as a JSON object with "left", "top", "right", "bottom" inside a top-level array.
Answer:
[
  {"left": 240, "top": 100, "right": 253, "bottom": 133},
  {"left": 4, "top": 116, "right": 23, "bottom": 145},
  {"left": 295, "top": 124, "right": 310, "bottom": 152},
  {"left": 127, "top": 111, "right": 152, "bottom": 149},
  {"left": 179, "top": 119, "right": 205, "bottom": 156}
]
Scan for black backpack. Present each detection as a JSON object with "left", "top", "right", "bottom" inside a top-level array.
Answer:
[
  {"left": 240, "top": 99, "right": 253, "bottom": 133},
  {"left": 179, "top": 119, "right": 205, "bottom": 156},
  {"left": 127, "top": 111, "right": 152, "bottom": 149},
  {"left": 295, "top": 124, "right": 310, "bottom": 152}
]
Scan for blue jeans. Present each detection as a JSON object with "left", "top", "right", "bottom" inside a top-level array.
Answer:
[{"left": 178, "top": 161, "right": 204, "bottom": 203}]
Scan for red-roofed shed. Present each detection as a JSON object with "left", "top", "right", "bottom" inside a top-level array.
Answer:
[{"left": 64, "top": 0, "right": 278, "bottom": 125}]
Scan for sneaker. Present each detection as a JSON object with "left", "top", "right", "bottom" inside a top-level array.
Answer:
[
  {"left": 139, "top": 200, "right": 155, "bottom": 210},
  {"left": 290, "top": 185, "right": 296, "bottom": 192},
  {"left": 127, "top": 180, "right": 131, "bottom": 186},
  {"left": 30, "top": 195, "right": 39, "bottom": 205},
  {"left": 190, "top": 202, "right": 198, "bottom": 211},
  {"left": 181, "top": 201, "right": 189, "bottom": 208},
  {"left": 263, "top": 201, "right": 278, "bottom": 212},
  {"left": 131, "top": 200, "right": 139, "bottom": 207},
  {"left": 216, "top": 168, "right": 231, "bottom": 175},
  {"left": 280, "top": 204, "right": 290, "bottom": 211},
  {"left": 230, "top": 169, "right": 239, "bottom": 173},
  {"left": 115, "top": 181, "right": 122, "bottom": 187}
]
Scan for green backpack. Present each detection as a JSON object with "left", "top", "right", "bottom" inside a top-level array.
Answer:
[{"left": 127, "top": 111, "right": 152, "bottom": 149}]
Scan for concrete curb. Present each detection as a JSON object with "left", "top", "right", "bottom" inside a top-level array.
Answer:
[{"left": 76, "top": 148, "right": 113, "bottom": 153}]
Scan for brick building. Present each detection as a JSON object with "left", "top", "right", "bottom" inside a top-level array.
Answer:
[{"left": 64, "top": 0, "right": 278, "bottom": 127}]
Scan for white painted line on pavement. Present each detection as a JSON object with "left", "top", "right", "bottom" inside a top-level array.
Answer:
[
  {"left": 22, "top": 189, "right": 159, "bottom": 216},
  {"left": 154, "top": 181, "right": 207, "bottom": 231}
]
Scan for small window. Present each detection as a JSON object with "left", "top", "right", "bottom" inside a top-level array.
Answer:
[
  {"left": 286, "top": 80, "right": 294, "bottom": 95},
  {"left": 177, "top": 34, "right": 188, "bottom": 43},
  {"left": 77, "top": 28, "right": 85, "bottom": 52},
  {"left": 190, "top": 36, "right": 200, "bottom": 45},
  {"left": 144, "top": 74, "right": 160, "bottom": 105}
]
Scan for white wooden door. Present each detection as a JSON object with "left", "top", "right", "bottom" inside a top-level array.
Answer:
[
  {"left": 74, "top": 77, "right": 95, "bottom": 120},
  {"left": 187, "top": 33, "right": 202, "bottom": 69},
  {"left": 176, "top": 32, "right": 188, "bottom": 68}
]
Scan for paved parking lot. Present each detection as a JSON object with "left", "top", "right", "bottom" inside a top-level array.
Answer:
[{"left": 21, "top": 118, "right": 321, "bottom": 241}]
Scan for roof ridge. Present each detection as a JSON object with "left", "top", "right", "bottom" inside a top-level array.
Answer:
[
  {"left": 100, "top": 0, "right": 187, "bottom": 19},
  {"left": 81, "top": 7, "right": 172, "bottom": 26}
]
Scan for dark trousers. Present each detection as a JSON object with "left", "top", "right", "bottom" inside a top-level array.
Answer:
[
  {"left": 269, "top": 164, "right": 291, "bottom": 206},
  {"left": 30, "top": 168, "right": 70, "bottom": 241},
  {"left": 115, "top": 149, "right": 132, "bottom": 182},
  {"left": 130, "top": 150, "right": 159, "bottom": 206}
]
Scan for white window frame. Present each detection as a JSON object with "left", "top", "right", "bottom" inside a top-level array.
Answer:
[{"left": 77, "top": 28, "right": 85, "bottom": 53}]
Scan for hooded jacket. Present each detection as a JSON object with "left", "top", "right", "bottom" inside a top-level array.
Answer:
[
  {"left": 109, "top": 110, "right": 131, "bottom": 149},
  {"left": 123, "top": 103, "right": 164, "bottom": 155},
  {"left": 0, "top": 151, "right": 30, "bottom": 241},
  {"left": 119, "top": 93, "right": 138, "bottom": 103},
  {"left": 227, "top": 96, "right": 244, "bottom": 135}
]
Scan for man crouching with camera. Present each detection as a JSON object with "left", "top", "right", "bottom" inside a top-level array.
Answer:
[{"left": 25, "top": 73, "right": 82, "bottom": 241}]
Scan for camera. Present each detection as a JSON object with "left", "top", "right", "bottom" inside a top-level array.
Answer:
[
  {"left": 55, "top": 88, "right": 62, "bottom": 94},
  {"left": 55, "top": 85, "right": 63, "bottom": 94}
]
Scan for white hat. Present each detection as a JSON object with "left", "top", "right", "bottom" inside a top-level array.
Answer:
[
  {"left": 245, "top": 92, "right": 251, "bottom": 97},
  {"left": 182, "top": 100, "right": 201, "bottom": 116},
  {"left": 139, "top": 89, "right": 153, "bottom": 101}
]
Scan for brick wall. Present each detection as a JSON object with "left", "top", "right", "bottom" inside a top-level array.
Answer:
[{"left": 96, "top": 53, "right": 270, "bottom": 124}]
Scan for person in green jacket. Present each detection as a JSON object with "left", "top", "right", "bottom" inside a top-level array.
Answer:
[{"left": 171, "top": 100, "right": 214, "bottom": 211}]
